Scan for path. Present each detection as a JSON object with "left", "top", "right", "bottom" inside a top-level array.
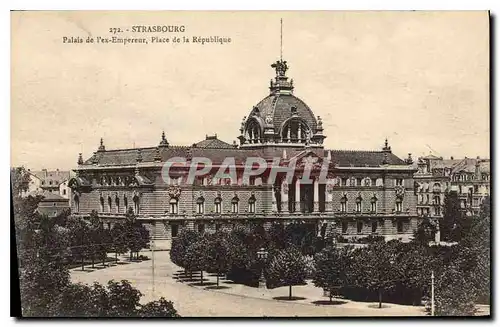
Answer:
[{"left": 71, "top": 250, "right": 426, "bottom": 317}]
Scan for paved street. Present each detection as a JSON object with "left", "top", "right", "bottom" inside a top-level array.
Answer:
[{"left": 71, "top": 250, "right": 427, "bottom": 317}]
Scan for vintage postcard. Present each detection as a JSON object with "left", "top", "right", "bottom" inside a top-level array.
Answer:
[{"left": 11, "top": 11, "right": 490, "bottom": 318}]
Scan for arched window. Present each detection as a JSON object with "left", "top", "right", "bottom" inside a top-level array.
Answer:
[
  {"left": 356, "top": 196, "right": 362, "bottom": 213},
  {"left": 371, "top": 196, "right": 378, "bottom": 213},
  {"left": 99, "top": 196, "right": 104, "bottom": 212},
  {"left": 281, "top": 118, "right": 310, "bottom": 143},
  {"left": 107, "top": 196, "right": 112, "bottom": 213},
  {"left": 115, "top": 196, "right": 120, "bottom": 214},
  {"left": 214, "top": 197, "right": 222, "bottom": 214},
  {"left": 231, "top": 196, "right": 239, "bottom": 213},
  {"left": 170, "top": 198, "right": 178, "bottom": 215},
  {"left": 340, "top": 195, "right": 347, "bottom": 213},
  {"left": 196, "top": 196, "right": 205, "bottom": 214},
  {"left": 246, "top": 118, "right": 262, "bottom": 144},
  {"left": 74, "top": 194, "right": 80, "bottom": 213},
  {"left": 248, "top": 195, "right": 256, "bottom": 214}
]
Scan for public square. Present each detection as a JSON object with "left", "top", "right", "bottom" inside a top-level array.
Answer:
[{"left": 71, "top": 245, "right": 428, "bottom": 317}]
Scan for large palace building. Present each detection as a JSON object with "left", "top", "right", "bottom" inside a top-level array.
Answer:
[{"left": 69, "top": 59, "right": 419, "bottom": 241}]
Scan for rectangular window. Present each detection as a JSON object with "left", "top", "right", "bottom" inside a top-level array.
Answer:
[
  {"left": 356, "top": 221, "right": 363, "bottom": 234},
  {"left": 357, "top": 178, "right": 363, "bottom": 187},
  {"left": 170, "top": 202, "right": 178, "bottom": 215},
  {"left": 395, "top": 179, "right": 403, "bottom": 186},
  {"left": 198, "top": 224, "right": 205, "bottom": 233},
  {"left": 371, "top": 221, "right": 378, "bottom": 233},
  {"left": 341, "top": 178, "right": 347, "bottom": 186},
  {"left": 342, "top": 221, "right": 348, "bottom": 234},
  {"left": 371, "top": 178, "right": 377, "bottom": 186},
  {"left": 397, "top": 220, "right": 404, "bottom": 233},
  {"left": 171, "top": 224, "right": 179, "bottom": 238},
  {"left": 396, "top": 201, "right": 403, "bottom": 213}
]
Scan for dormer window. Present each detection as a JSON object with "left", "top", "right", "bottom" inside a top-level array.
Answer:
[{"left": 281, "top": 118, "right": 310, "bottom": 143}]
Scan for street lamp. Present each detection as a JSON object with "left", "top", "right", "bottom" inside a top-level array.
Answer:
[{"left": 257, "top": 247, "right": 268, "bottom": 289}]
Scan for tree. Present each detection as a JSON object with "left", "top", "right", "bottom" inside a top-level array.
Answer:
[
  {"left": 19, "top": 257, "right": 70, "bottom": 317},
  {"left": 313, "top": 246, "right": 352, "bottom": 302},
  {"left": 170, "top": 229, "right": 200, "bottom": 275},
  {"left": 110, "top": 223, "right": 128, "bottom": 263},
  {"left": 183, "top": 236, "right": 210, "bottom": 284},
  {"left": 204, "top": 231, "right": 231, "bottom": 287},
  {"left": 123, "top": 208, "right": 150, "bottom": 261},
  {"left": 58, "top": 280, "right": 180, "bottom": 317},
  {"left": 106, "top": 280, "right": 143, "bottom": 317},
  {"left": 139, "top": 298, "right": 180, "bottom": 317},
  {"left": 267, "top": 247, "right": 307, "bottom": 300},
  {"left": 441, "top": 191, "right": 462, "bottom": 241},
  {"left": 349, "top": 241, "right": 398, "bottom": 308},
  {"left": 427, "top": 262, "right": 478, "bottom": 316},
  {"left": 391, "top": 242, "right": 432, "bottom": 305},
  {"left": 66, "top": 216, "right": 92, "bottom": 270},
  {"left": 412, "top": 217, "right": 437, "bottom": 246}
]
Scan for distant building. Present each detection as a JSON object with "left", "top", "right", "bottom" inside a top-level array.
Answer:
[
  {"left": 35, "top": 190, "right": 70, "bottom": 218},
  {"left": 414, "top": 155, "right": 490, "bottom": 218},
  {"left": 25, "top": 169, "right": 72, "bottom": 199}
]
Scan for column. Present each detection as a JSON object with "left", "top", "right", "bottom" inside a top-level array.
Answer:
[
  {"left": 281, "top": 180, "right": 289, "bottom": 213},
  {"left": 298, "top": 123, "right": 302, "bottom": 142},
  {"left": 295, "top": 178, "right": 301, "bottom": 213},
  {"left": 287, "top": 127, "right": 291, "bottom": 143},
  {"left": 272, "top": 184, "right": 277, "bottom": 213},
  {"left": 313, "top": 178, "right": 319, "bottom": 212},
  {"left": 326, "top": 180, "right": 333, "bottom": 212}
]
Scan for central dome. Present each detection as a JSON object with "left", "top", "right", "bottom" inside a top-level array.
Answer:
[{"left": 238, "top": 60, "right": 325, "bottom": 148}]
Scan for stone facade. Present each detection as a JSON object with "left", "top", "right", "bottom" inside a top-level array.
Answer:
[
  {"left": 69, "top": 59, "right": 420, "bottom": 241},
  {"left": 414, "top": 155, "right": 490, "bottom": 218}
]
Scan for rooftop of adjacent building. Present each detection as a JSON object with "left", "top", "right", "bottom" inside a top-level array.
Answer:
[
  {"left": 27, "top": 189, "right": 69, "bottom": 202},
  {"left": 416, "top": 154, "right": 490, "bottom": 175},
  {"left": 28, "top": 168, "right": 72, "bottom": 186}
]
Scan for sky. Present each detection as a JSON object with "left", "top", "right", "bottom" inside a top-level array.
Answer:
[{"left": 11, "top": 11, "right": 490, "bottom": 170}]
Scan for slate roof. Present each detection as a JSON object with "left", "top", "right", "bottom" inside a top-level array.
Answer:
[
  {"left": 326, "top": 150, "right": 407, "bottom": 167},
  {"left": 29, "top": 190, "right": 68, "bottom": 201},
  {"left": 29, "top": 170, "right": 71, "bottom": 186},
  {"left": 249, "top": 94, "right": 318, "bottom": 133},
  {"left": 193, "top": 135, "right": 235, "bottom": 149},
  {"left": 82, "top": 144, "right": 408, "bottom": 168}
]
